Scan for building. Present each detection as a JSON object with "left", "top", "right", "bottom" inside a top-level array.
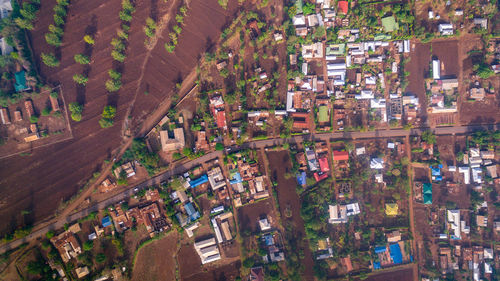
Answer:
[
  {"left": 438, "top": 23, "right": 453, "bottom": 35},
  {"left": 332, "top": 150, "right": 349, "bottom": 161},
  {"left": 0, "top": 107, "right": 10, "bottom": 124},
  {"left": 249, "top": 267, "right": 265, "bottom": 281},
  {"left": 447, "top": 209, "right": 462, "bottom": 239},
  {"left": 160, "top": 128, "right": 185, "bottom": 151},
  {"left": 432, "top": 59, "right": 441, "bottom": 80},
  {"left": 259, "top": 217, "right": 271, "bottom": 231},
  {"left": 423, "top": 183, "right": 432, "bottom": 204},
  {"left": 329, "top": 203, "right": 360, "bottom": 224},
  {"left": 207, "top": 167, "right": 226, "bottom": 190},
  {"left": 370, "top": 158, "right": 384, "bottom": 169},
  {"left": 75, "top": 266, "right": 89, "bottom": 278},
  {"left": 194, "top": 237, "right": 221, "bottom": 264},
  {"left": 385, "top": 203, "right": 398, "bottom": 216},
  {"left": 50, "top": 231, "right": 82, "bottom": 263}
]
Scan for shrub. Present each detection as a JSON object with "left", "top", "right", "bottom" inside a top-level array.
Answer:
[
  {"left": 15, "top": 18, "right": 34, "bottom": 30},
  {"left": 83, "top": 240, "right": 93, "bottom": 251},
  {"left": 95, "top": 253, "right": 106, "bottom": 263},
  {"left": 53, "top": 13, "right": 64, "bottom": 26},
  {"left": 117, "top": 29, "right": 128, "bottom": 40},
  {"left": 111, "top": 38, "right": 125, "bottom": 51},
  {"left": 111, "top": 50, "right": 126, "bottom": 62},
  {"left": 119, "top": 10, "right": 132, "bottom": 21},
  {"left": 48, "top": 24, "right": 64, "bottom": 37},
  {"left": 69, "top": 102, "right": 83, "bottom": 122},
  {"left": 105, "top": 79, "right": 122, "bottom": 92},
  {"left": 45, "top": 32, "right": 62, "bottom": 46},
  {"left": 53, "top": 5, "right": 67, "bottom": 17},
  {"left": 108, "top": 69, "right": 122, "bottom": 80},
  {"left": 73, "top": 74, "right": 88, "bottom": 85},
  {"left": 215, "top": 143, "right": 224, "bottom": 151},
  {"left": 175, "top": 14, "right": 184, "bottom": 24},
  {"left": 30, "top": 115, "right": 38, "bottom": 123},
  {"left": 74, "top": 53, "right": 90, "bottom": 64},
  {"left": 165, "top": 43, "right": 175, "bottom": 53},
  {"left": 41, "top": 53, "right": 60, "bottom": 67},
  {"left": 99, "top": 118, "right": 114, "bottom": 128},
  {"left": 102, "top": 105, "right": 116, "bottom": 119},
  {"left": 173, "top": 25, "right": 182, "bottom": 34},
  {"left": 41, "top": 107, "right": 51, "bottom": 116},
  {"left": 83, "top": 35, "right": 95, "bottom": 45}
]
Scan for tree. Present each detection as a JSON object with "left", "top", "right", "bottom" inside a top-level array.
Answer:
[
  {"left": 302, "top": 2, "right": 315, "bottom": 15},
  {"left": 74, "top": 53, "right": 90, "bottom": 64},
  {"left": 111, "top": 50, "right": 126, "bottom": 62},
  {"left": 41, "top": 53, "right": 60, "bottom": 67},
  {"left": 108, "top": 69, "right": 122, "bottom": 80},
  {"left": 95, "top": 253, "right": 106, "bottom": 263},
  {"left": 421, "top": 130, "right": 436, "bottom": 144},
  {"left": 105, "top": 79, "right": 122, "bottom": 92},
  {"left": 215, "top": 142, "right": 224, "bottom": 151},
  {"left": 242, "top": 257, "right": 255, "bottom": 268},
  {"left": 102, "top": 105, "right": 116, "bottom": 119},
  {"left": 99, "top": 118, "right": 114, "bottom": 128},
  {"left": 69, "top": 102, "right": 83, "bottom": 122},
  {"left": 41, "top": 107, "right": 51, "bottom": 116},
  {"left": 46, "top": 230, "right": 55, "bottom": 239},
  {"left": 73, "top": 74, "right": 88, "bottom": 85},
  {"left": 83, "top": 240, "right": 93, "bottom": 251},
  {"left": 83, "top": 34, "right": 95, "bottom": 45},
  {"left": 474, "top": 62, "right": 494, "bottom": 79},
  {"left": 30, "top": 115, "right": 38, "bottom": 123}
]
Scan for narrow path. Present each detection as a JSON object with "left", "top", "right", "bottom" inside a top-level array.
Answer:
[{"left": 405, "top": 135, "right": 419, "bottom": 281}]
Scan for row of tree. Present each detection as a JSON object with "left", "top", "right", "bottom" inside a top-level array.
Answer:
[{"left": 164, "top": 4, "right": 188, "bottom": 53}]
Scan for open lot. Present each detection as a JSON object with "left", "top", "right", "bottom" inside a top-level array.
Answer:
[
  {"left": 237, "top": 198, "right": 275, "bottom": 234},
  {"left": 132, "top": 231, "right": 178, "bottom": 281},
  {"left": 407, "top": 42, "right": 430, "bottom": 124}
]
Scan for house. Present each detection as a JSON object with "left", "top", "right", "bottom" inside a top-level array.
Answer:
[
  {"left": 291, "top": 112, "right": 311, "bottom": 130},
  {"left": 473, "top": 18, "right": 487, "bottom": 29},
  {"left": 113, "top": 162, "right": 136, "bottom": 178},
  {"left": 432, "top": 59, "right": 441, "bottom": 80},
  {"left": 160, "top": 128, "right": 185, "bottom": 152},
  {"left": 50, "top": 231, "right": 82, "bottom": 263},
  {"left": 318, "top": 156, "right": 330, "bottom": 172},
  {"left": 296, "top": 171, "right": 306, "bottom": 187},
  {"left": 194, "top": 237, "right": 221, "bottom": 264},
  {"left": 49, "top": 94, "right": 60, "bottom": 111},
  {"left": 249, "top": 267, "right": 265, "bottom": 281},
  {"left": 447, "top": 209, "right": 462, "bottom": 239},
  {"left": 98, "top": 178, "right": 117, "bottom": 193},
  {"left": 24, "top": 100, "right": 34, "bottom": 118},
  {"left": 302, "top": 42, "right": 324, "bottom": 59},
  {"left": 189, "top": 174, "right": 208, "bottom": 188},
  {"left": 385, "top": 203, "right": 398, "bottom": 216},
  {"left": 0, "top": 107, "right": 10, "bottom": 124},
  {"left": 332, "top": 150, "right": 349, "bottom": 161},
  {"left": 207, "top": 167, "right": 226, "bottom": 190},
  {"left": 0, "top": 0, "right": 12, "bottom": 20},
  {"left": 259, "top": 217, "right": 271, "bottom": 231},
  {"left": 469, "top": 87, "right": 485, "bottom": 100},
  {"left": 75, "top": 266, "right": 90, "bottom": 279},
  {"left": 370, "top": 158, "right": 384, "bottom": 169},
  {"left": 216, "top": 110, "right": 227, "bottom": 129},
  {"left": 438, "top": 23, "right": 453, "bottom": 35},
  {"left": 14, "top": 71, "right": 28, "bottom": 92},
  {"left": 387, "top": 230, "right": 402, "bottom": 243},
  {"left": 329, "top": 203, "right": 360, "bottom": 224},
  {"left": 337, "top": 1, "right": 348, "bottom": 14},
  {"left": 184, "top": 202, "right": 200, "bottom": 221},
  {"left": 423, "top": 183, "right": 432, "bottom": 204}
]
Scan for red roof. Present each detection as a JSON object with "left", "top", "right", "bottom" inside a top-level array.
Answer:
[
  {"left": 314, "top": 172, "right": 328, "bottom": 182},
  {"left": 318, "top": 157, "right": 330, "bottom": 172},
  {"left": 332, "top": 150, "right": 349, "bottom": 161},
  {"left": 216, "top": 111, "right": 226, "bottom": 129},
  {"left": 291, "top": 112, "right": 311, "bottom": 129},
  {"left": 338, "top": 1, "right": 348, "bottom": 14}
]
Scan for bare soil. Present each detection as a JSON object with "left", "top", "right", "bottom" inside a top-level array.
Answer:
[
  {"left": 237, "top": 198, "right": 275, "bottom": 234},
  {"left": 407, "top": 42, "right": 430, "bottom": 123},
  {"left": 132, "top": 231, "right": 178, "bottom": 281}
]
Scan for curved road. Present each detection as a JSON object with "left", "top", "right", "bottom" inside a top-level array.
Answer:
[{"left": 0, "top": 123, "right": 498, "bottom": 254}]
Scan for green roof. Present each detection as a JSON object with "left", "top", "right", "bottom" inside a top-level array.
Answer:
[
  {"left": 374, "top": 34, "right": 392, "bottom": 41},
  {"left": 14, "top": 71, "right": 27, "bottom": 92},
  {"left": 318, "top": 105, "right": 329, "bottom": 123},
  {"left": 325, "top": 44, "right": 346, "bottom": 56},
  {"left": 423, "top": 183, "right": 432, "bottom": 204},
  {"left": 381, "top": 16, "right": 399, "bottom": 33}
]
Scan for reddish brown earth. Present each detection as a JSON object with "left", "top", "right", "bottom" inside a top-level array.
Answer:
[
  {"left": 182, "top": 261, "right": 241, "bottom": 281},
  {"left": 0, "top": 0, "right": 239, "bottom": 235},
  {"left": 407, "top": 41, "right": 430, "bottom": 123},
  {"left": 431, "top": 40, "right": 459, "bottom": 77},
  {"left": 363, "top": 266, "right": 415, "bottom": 281},
  {"left": 267, "top": 150, "right": 315, "bottom": 281},
  {"left": 237, "top": 198, "right": 275, "bottom": 233},
  {"left": 132, "top": 231, "right": 178, "bottom": 281}
]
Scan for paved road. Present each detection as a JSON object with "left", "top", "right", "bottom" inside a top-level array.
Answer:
[{"left": 0, "top": 123, "right": 498, "bottom": 254}]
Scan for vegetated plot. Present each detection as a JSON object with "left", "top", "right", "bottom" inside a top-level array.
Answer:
[
  {"left": 0, "top": 87, "right": 73, "bottom": 159},
  {"left": 406, "top": 42, "right": 430, "bottom": 120},
  {"left": 132, "top": 231, "right": 178, "bottom": 281},
  {"left": 128, "top": 0, "right": 238, "bottom": 128},
  {"left": 0, "top": 0, "right": 127, "bottom": 235},
  {"left": 267, "top": 150, "right": 315, "bottom": 280}
]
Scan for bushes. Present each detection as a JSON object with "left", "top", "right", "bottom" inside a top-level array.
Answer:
[
  {"left": 41, "top": 52, "right": 60, "bottom": 67},
  {"left": 105, "top": 78, "right": 122, "bottom": 92},
  {"left": 164, "top": 5, "right": 188, "bottom": 53},
  {"left": 111, "top": 50, "right": 126, "bottom": 62},
  {"left": 15, "top": 1, "right": 40, "bottom": 30},
  {"left": 99, "top": 105, "right": 116, "bottom": 128},
  {"left": 83, "top": 34, "right": 95, "bottom": 45},
  {"left": 69, "top": 102, "right": 83, "bottom": 121},
  {"left": 73, "top": 74, "right": 88, "bottom": 85},
  {"left": 144, "top": 17, "right": 157, "bottom": 38},
  {"left": 74, "top": 53, "right": 90, "bottom": 64},
  {"left": 45, "top": 0, "right": 69, "bottom": 47}
]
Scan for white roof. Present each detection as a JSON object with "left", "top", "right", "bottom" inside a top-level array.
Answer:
[
  {"left": 370, "top": 98, "right": 386, "bottom": 109},
  {"left": 447, "top": 209, "right": 461, "bottom": 239},
  {"left": 293, "top": 14, "right": 306, "bottom": 26},
  {"left": 370, "top": 158, "right": 384, "bottom": 169},
  {"left": 259, "top": 218, "right": 271, "bottom": 231},
  {"left": 484, "top": 248, "right": 493, "bottom": 259},
  {"left": 355, "top": 90, "right": 374, "bottom": 100},
  {"left": 355, "top": 146, "right": 366, "bottom": 155}
]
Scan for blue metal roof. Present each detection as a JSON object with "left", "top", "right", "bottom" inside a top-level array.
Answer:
[
  {"left": 185, "top": 202, "right": 200, "bottom": 221},
  {"left": 373, "top": 262, "right": 381, "bottom": 269},
  {"left": 389, "top": 243, "right": 403, "bottom": 264},
  {"left": 229, "top": 172, "right": 242, "bottom": 185},
  {"left": 374, "top": 246, "right": 386, "bottom": 254},
  {"left": 189, "top": 174, "right": 208, "bottom": 188},
  {"left": 102, "top": 216, "right": 112, "bottom": 228},
  {"left": 14, "top": 71, "right": 27, "bottom": 92},
  {"left": 263, "top": 234, "right": 274, "bottom": 246},
  {"left": 297, "top": 172, "right": 306, "bottom": 186}
]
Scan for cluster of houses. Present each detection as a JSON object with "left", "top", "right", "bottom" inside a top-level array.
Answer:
[
  {"left": 227, "top": 151, "right": 270, "bottom": 206},
  {"left": 372, "top": 232, "right": 411, "bottom": 270},
  {"left": 437, "top": 245, "right": 496, "bottom": 280},
  {"left": 427, "top": 58, "right": 458, "bottom": 113},
  {"left": 295, "top": 142, "right": 331, "bottom": 184},
  {"left": 258, "top": 215, "right": 285, "bottom": 263}
]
